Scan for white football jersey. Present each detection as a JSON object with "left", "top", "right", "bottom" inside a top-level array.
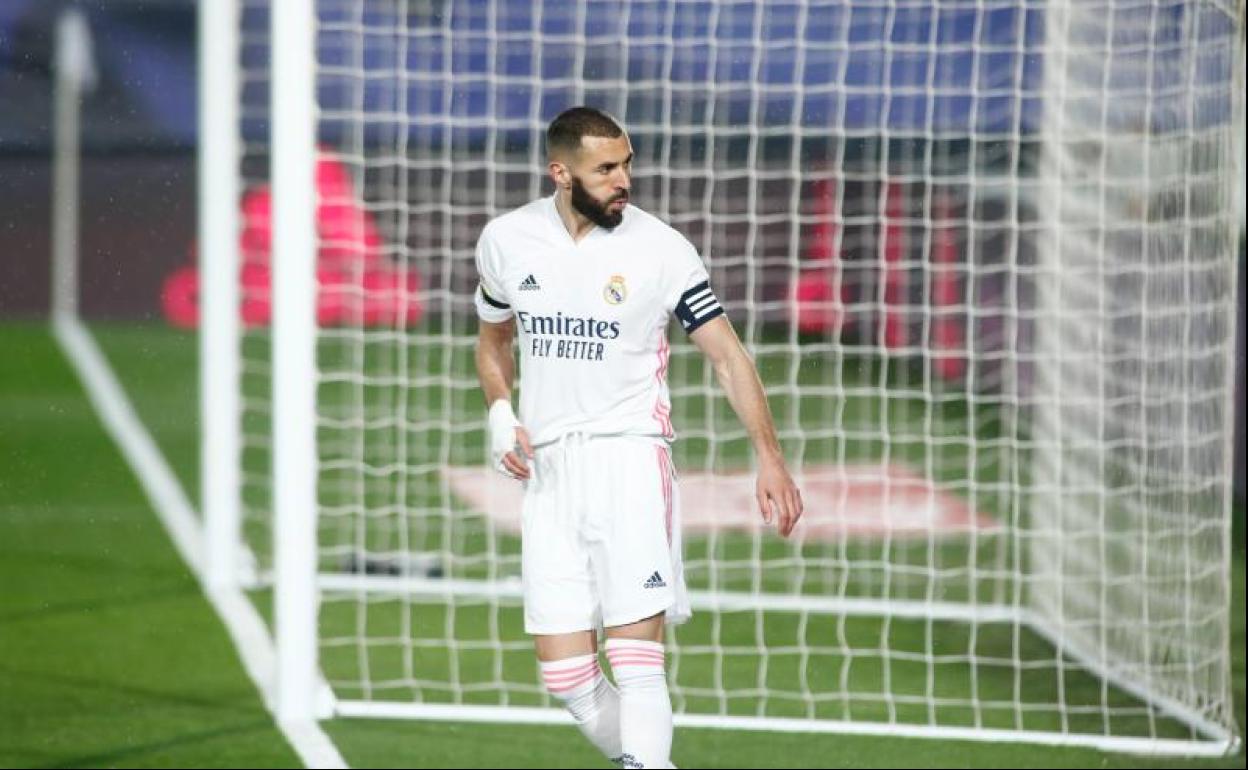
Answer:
[{"left": 474, "top": 193, "right": 724, "bottom": 446}]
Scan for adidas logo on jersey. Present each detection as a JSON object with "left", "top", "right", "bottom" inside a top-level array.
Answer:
[
  {"left": 643, "top": 571, "right": 666, "bottom": 589},
  {"left": 518, "top": 274, "right": 541, "bottom": 291}
]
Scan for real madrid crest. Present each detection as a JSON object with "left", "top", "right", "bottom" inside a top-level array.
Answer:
[{"left": 603, "top": 274, "right": 627, "bottom": 305}]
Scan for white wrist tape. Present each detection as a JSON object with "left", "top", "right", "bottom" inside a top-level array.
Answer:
[{"left": 488, "top": 399, "right": 522, "bottom": 478}]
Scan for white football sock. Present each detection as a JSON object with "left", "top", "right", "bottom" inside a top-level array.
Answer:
[
  {"left": 540, "top": 653, "right": 622, "bottom": 763},
  {"left": 605, "top": 638, "right": 674, "bottom": 769}
]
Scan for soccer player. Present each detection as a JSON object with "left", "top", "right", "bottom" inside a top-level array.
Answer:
[{"left": 474, "top": 106, "right": 803, "bottom": 769}]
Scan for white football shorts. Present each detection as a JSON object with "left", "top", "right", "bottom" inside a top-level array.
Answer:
[{"left": 520, "top": 433, "right": 691, "bottom": 635}]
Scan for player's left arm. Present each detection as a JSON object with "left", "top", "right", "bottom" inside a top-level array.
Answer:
[{"left": 689, "top": 316, "right": 803, "bottom": 537}]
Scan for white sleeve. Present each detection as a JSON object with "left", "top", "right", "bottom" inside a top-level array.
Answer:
[
  {"left": 666, "top": 236, "right": 724, "bottom": 334},
  {"left": 473, "top": 225, "right": 513, "bottom": 323}
]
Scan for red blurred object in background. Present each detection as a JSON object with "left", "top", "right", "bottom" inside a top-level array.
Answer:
[
  {"left": 161, "top": 150, "right": 423, "bottom": 329},
  {"left": 793, "top": 176, "right": 844, "bottom": 336},
  {"left": 930, "top": 190, "right": 966, "bottom": 381}
]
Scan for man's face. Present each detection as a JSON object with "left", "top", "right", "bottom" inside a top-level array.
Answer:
[{"left": 564, "top": 135, "right": 633, "bottom": 229}]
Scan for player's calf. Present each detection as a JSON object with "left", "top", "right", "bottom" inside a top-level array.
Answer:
[
  {"left": 605, "top": 638, "right": 673, "bottom": 769},
  {"left": 540, "top": 653, "right": 623, "bottom": 763}
]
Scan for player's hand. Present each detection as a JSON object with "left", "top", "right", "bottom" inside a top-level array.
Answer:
[
  {"left": 756, "top": 453, "right": 802, "bottom": 537},
  {"left": 500, "top": 426, "right": 535, "bottom": 480},
  {"left": 488, "top": 400, "right": 534, "bottom": 480}
]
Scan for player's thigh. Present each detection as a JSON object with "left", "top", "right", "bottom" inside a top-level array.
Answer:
[
  {"left": 534, "top": 629, "right": 599, "bottom": 661},
  {"left": 522, "top": 466, "right": 597, "bottom": 635},
  {"left": 590, "top": 438, "right": 678, "bottom": 628},
  {"left": 604, "top": 611, "right": 665, "bottom": 643}
]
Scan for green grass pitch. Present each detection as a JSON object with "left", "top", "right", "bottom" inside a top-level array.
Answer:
[{"left": 0, "top": 321, "right": 1241, "bottom": 768}]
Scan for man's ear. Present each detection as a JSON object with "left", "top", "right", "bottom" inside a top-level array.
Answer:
[{"left": 547, "top": 159, "right": 571, "bottom": 189}]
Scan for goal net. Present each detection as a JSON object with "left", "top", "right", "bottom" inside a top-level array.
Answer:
[{"left": 218, "top": 0, "right": 1241, "bottom": 753}]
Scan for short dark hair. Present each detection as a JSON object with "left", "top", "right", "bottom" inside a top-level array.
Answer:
[{"left": 546, "top": 106, "right": 625, "bottom": 158}]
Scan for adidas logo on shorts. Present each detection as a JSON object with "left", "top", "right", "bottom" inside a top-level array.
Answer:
[
  {"left": 643, "top": 571, "right": 666, "bottom": 589},
  {"left": 518, "top": 274, "right": 541, "bottom": 291}
]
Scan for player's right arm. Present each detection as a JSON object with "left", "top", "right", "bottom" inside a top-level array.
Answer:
[
  {"left": 473, "top": 225, "right": 534, "bottom": 480},
  {"left": 475, "top": 317, "right": 534, "bottom": 479}
]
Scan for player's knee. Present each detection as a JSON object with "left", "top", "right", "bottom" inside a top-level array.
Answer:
[
  {"left": 541, "top": 653, "right": 624, "bottom": 762},
  {"left": 540, "top": 653, "right": 610, "bottom": 713},
  {"left": 605, "top": 638, "right": 667, "bottom": 690}
]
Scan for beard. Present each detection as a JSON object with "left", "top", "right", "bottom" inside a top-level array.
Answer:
[{"left": 570, "top": 175, "right": 628, "bottom": 229}]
